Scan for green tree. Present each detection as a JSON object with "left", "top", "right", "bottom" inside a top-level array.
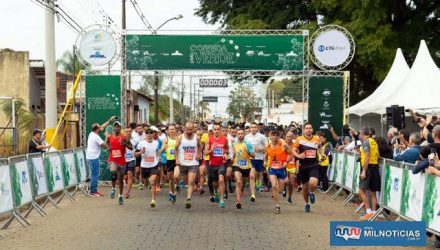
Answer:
[
  {"left": 227, "top": 85, "right": 259, "bottom": 121},
  {"left": 197, "top": 101, "right": 211, "bottom": 120},
  {"left": 56, "top": 50, "right": 90, "bottom": 76},
  {"left": 196, "top": 0, "right": 440, "bottom": 104}
]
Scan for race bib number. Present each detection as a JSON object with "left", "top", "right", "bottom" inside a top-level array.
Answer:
[
  {"left": 238, "top": 159, "right": 247, "bottom": 166},
  {"left": 213, "top": 148, "right": 223, "bottom": 157},
  {"left": 170, "top": 149, "right": 175, "bottom": 155},
  {"left": 184, "top": 152, "right": 195, "bottom": 161},
  {"left": 271, "top": 160, "right": 282, "bottom": 169},
  {"left": 125, "top": 152, "right": 134, "bottom": 159},
  {"left": 305, "top": 150, "right": 316, "bottom": 158},
  {"left": 145, "top": 155, "right": 155, "bottom": 163},
  {"left": 112, "top": 150, "right": 122, "bottom": 158}
]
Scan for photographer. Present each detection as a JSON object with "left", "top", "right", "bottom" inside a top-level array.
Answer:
[{"left": 393, "top": 132, "right": 421, "bottom": 164}]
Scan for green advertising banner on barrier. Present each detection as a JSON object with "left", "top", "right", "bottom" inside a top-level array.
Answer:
[
  {"left": 10, "top": 161, "right": 33, "bottom": 207},
  {"left": 86, "top": 75, "right": 121, "bottom": 181},
  {"left": 308, "top": 76, "right": 344, "bottom": 145},
  {"left": 126, "top": 35, "right": 305, "bottom": 70}
]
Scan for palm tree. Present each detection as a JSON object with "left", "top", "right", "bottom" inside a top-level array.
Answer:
[
  {"left": 0, "top": 98, "right": 38, "bottom": 155},
  {"left": 197, "top": 101, "right": 211, "bottom": 120},
  {"left": 56, "top": 50, "right": 90, "bottom": 76}
]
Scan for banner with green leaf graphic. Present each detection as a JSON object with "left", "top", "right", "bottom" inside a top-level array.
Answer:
[
  {"left": 86, "top": 75, "right": 121, "bottom": 181},
  {"left": 75, "top": 149, "right": 88, "bottom": 182},
  {"left": 401, "top": 169, "right": 425, "bottom": 221},
  {"left": 422, "top": 174, "right": 440, "bottom": 231},
  {"left": 328, "top": 151, "right": 336, "bottom": 181},
  {"left": 29, "top": 156, "right": 48, "bottom": 197},
  {"left": 10, "top": 161, "right": 33, "bottom": 207},
  {"left": 352, "top": 160, "right": 361, "bottom": 193},
  {"left": 333, "top": 151, "right": 345, "bottom": 185},
  {"left": 44, "top": 154, "right": 64, "bottom": 193},
  {"left": 343, "top": 153, "right": 356, "bottom": 190},
  {"left": 382, "top": 163, "right": 403, "bottom": 213},
  {"left": 61, "top": 152, "right": 78, "bottom": 187},
  {"left": 0, "top": 164, "right": 13, "bottom": 214},
  {"left": 126, "top": 34, "right": 305, "bottom": 70}
]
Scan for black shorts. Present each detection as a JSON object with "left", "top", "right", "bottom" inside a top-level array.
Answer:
[
  {"left": 208, "top": 164, "right": 226, "bottom": 181},
  {"left": 141, "top": 166, "right": 159, "bottom": 178},
  {"left": 299, "top": 164, "right": 320, "bottom": 184},
  {"left": 135, "top": 156, "right": 141, "bottom": 167},
  {"left": 125, "top": 160, "right": 136, "bottom": 173},
  {"left": 166, "top": 160, "right": 176, "bottom": 172},
  {"left": 225, "top": 159, "right": 232, "bottom": 168},
  {"left": 232, "top": 166, "right": 251, "bottom": 178},
  {"left": 360, "top": 165, "right": 381, "bottom": 192}
]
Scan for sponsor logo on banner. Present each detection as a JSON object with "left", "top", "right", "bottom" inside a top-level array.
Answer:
[
  {"left": 313, "top": 29, "right": 352, "bottom": 67},
  {"left": 330, "top": 221, "right": 425, "bottom": 246},
  {"left": 78, "top": 29, "right": 117, "bottom": 66}
]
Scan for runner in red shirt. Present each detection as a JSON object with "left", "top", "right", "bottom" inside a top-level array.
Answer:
[
  {"left": 205, "top": 123, "right": 229, "bottom": 208},
  {"left": 107, "top": 121, "right": 132, "bottom": 205}
]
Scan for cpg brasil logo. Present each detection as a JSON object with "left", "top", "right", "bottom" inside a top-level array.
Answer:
[
  {"left": 330, "top": 221, "right": 426, "bottom": 246},
  {"left": 318, "top": 44, "right": 347, "bottom": 52}
]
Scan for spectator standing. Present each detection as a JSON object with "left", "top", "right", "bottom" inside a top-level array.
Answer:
[
  {"left": 374, "top": 136, "right": 393, "bottom": 160},
  {"left": 393, "top": 132, "right": 421, "bottom": 164},
  {"left": 85, "top": 116, "right": 116, "bottom": 196}
]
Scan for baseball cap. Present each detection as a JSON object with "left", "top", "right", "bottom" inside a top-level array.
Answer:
[
  {"left": 33, "top": 128, "right": 43, "bottom": 136},
  {"left": 150, "top": 125, "right": 159, "bottom": 132},
  {"left": 208, "top": 124, "right": 214, "bottom": 131},
  {"left": 113, "top": 121, "right": 122, "bottom": 126}
]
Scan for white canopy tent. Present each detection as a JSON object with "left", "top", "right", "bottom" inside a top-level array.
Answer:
[
  {"left": 349, "top": 40, "right": 440, "bottom": 134},
  {"left": 349, "top": 48, "right": 410, "bottom": 116}
]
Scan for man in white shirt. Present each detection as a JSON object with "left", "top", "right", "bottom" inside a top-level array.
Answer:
[
  {"left": 132, "top": 124, "right": 145, "bottom": 188},
  {"left": 244, "top": 122, "right": 268, "bottom": 202},
  {"left": 86, "top": 116, "right": 116, "bottom": 196}
]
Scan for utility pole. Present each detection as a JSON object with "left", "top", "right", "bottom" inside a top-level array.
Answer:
[
  {"left": 169, "top": 77, "right": 174, "bottom": 123},
  {"left": 180, "top": 72, "right": 184, "bottom": 123},
  {"left": 189, "top": 76, "right": 193, "bottom": 119},
  {"left": 121, "top": 0, "right": 127, "bottom": 126},
  {"left": 153, "top": 72, "right": 159, "bottom": 125},
  {"left": 45, "top": 0, "right": 58, "bottom": 149}
]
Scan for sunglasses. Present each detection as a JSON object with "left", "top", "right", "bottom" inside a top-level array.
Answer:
[{"left": 146, "top": 131, "right": 154, "bottom": 134}]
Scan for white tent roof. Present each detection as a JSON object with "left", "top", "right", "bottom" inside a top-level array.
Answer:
[
  {"left": 349, "top": 48, "right": 409, "bottom": 116},
  {"left": 369, "top": 40, "right": 440, "bottom": 115}
]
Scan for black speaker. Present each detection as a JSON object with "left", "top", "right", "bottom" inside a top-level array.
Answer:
[
  {"left": 386, "top": 105, "right": 405, "bottom": 130},
  {"left": 134, "top": 105, "right": 139, "bottom": 112}
]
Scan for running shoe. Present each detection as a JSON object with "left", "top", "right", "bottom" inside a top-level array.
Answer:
[
  {"left": 109, "top": 188, "right": 116, "bottom": 199},
  {"left": 209, "top": 196, "right": 216, "bottom": 203},
  {"left": 199, "top": 188, "right": 205, "bottom": 195},
  {"left": 168, "top": 192, "right": 173, "bottom": 201},
  {"left": 224, "top": 192, "right": 228, "bottom": 200},
  {"left": 229, "top": 186, "right": 235, "bottom": 194},
  {"left": 138, "top": 183, "right": 144, "bottom": 190},
  {"left": 171, "top": 193, "right": 177, "bottom": 203},
  {"left": 256, "top": 180, "right": 262, "bottom": 189},
  {"left": 179, "top": 180, "right": 185, "bottom": 189},
  {"left": 95, "top": 191, "right": 104, "bottom": 196},
  {"left": 275, "top": 206, "right": 281, "bottom": 214},
  {"left": 359, "top": 213, "right": 374, "bottom": 221},
  {"left": 305, "top": 204, "right": 311, "bottom": 213},
  {"left": 219, "top": 200, "right": 225, "bottom": 208},
  {"left": 286, "top": 197, "right": 293, "bottom": 205},
  {"left": 282, "top": 190, "right": 287, "bottom": 198},
  {"left": 150, "top": 200, "right": 156, "bottom": 208},
  {"left": 214, "top": 194, "right": 220, "bottom": 203},
  {"left": 176, "top": 184, "right": 181, "bottom": 193},
  {"left": 90, "top": 192, "right": 101, "bottom": 197},
  {"left": 118, "top": 195, "right": 123, "bottom": 205},
  {"left": 296, "top": 185, "right": 302, "bottom": 192},
  {"left": 185, "top": 199, "right": 192, "bottom": 209},
  {"left": 250, "top": 194, "right": 256, "bottom": 202},
  {"left": 124, "top": 192, "right": 130, "bottom": 199},
  {"left": 236, "top": 202, "right": 242, "bottom": 209},
  {"left": 309, "top": 193, "right": 315, "bottom": 204}
]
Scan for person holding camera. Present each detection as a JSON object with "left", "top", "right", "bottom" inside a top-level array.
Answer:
[
  {"left": 393, "top": 132, "right": 421, "bottom": 164},
  {"left": 86, "top": 116, "right": 117, "bottom": 197}
]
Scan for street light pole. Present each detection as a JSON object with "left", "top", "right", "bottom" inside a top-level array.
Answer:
[{"left": 151, "top": 14, "right": 183, "bottom": 125}]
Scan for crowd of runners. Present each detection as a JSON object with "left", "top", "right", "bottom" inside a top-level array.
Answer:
[{"left": 86, "top": 119, "right": 330, "bottom": 214}]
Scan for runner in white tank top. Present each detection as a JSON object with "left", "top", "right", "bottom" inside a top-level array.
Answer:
[{"left": 174, "top": 122, "right": 201, "bottom": 209}]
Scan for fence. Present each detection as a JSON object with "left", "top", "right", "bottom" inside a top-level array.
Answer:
[
  {"left": 0, "top": 147, "right": 90, "bottom": 238},
  {"left": 327, "top": 150, "right": 440, "bottom": 236}
]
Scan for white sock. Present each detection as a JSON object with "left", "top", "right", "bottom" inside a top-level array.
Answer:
[
  {"left": 366, "top": 208, "right": 372, "bottom": 213},
  {"left": 305, "top": 202, "right": 310, "bottom": 205},
  {"left": 372, "top": 210, "right": 377, "bottom": 213}
]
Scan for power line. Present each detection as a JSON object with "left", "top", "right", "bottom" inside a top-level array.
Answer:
[
  {"left": 129, "top": 0, "right": 153, "bottom": 30},
  {"left": 29, "top": 0, "right": 81, "bottom": 34}
]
